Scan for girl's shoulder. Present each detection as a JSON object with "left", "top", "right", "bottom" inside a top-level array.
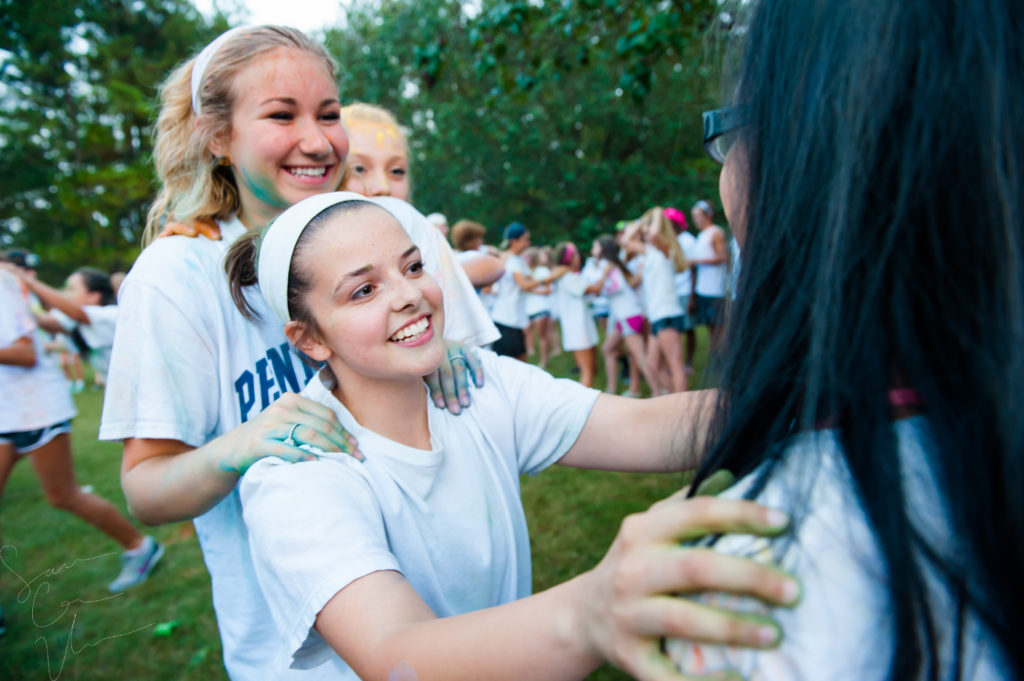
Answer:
[{"left": 127, "top": 218, "right": 247, "bottom": 290}]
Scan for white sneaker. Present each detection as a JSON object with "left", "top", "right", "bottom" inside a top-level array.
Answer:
[{"left": 108, "top": 536, "right": 164, "bottom": 593}]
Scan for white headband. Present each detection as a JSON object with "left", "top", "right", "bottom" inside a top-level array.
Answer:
[
  {"left": 191, "top": 26, "right": 254, "bottom": 115},
  {"left": 257, "top": 192, "right": 415, "bottom": 325},
  {"left": 693, "top": 200, "right": 714, "bottom": 217}
]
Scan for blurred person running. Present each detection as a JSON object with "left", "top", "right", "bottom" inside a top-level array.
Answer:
[{"left": 0, "top": 267, "right": 161, "bottom": 595}]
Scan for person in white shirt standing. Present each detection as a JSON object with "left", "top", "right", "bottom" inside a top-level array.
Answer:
[
  {"left": 522, "top": 247, "right": 553, "bottom": 367},
  {"left": 624, "top": 208, "right": 690, "bottom": 395},
  {"left": 449, "top": 219, "right": 505, "bottom": 290},
  {"left": 688, "top": 200, "right": 730, "bottom": 349},
  {"left": 543, "top": 242, "right": 600, "bottom": 387},
  {"left": 490, "top": 223, "right": 543, "bottom": 360},
  {"left": 665, "top": 207, "right": 700, "bottom": 375}
]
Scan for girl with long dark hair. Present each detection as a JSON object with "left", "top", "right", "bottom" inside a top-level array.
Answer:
[{"left": 667, "top": 0, "right": 1022, "bottom": 678}]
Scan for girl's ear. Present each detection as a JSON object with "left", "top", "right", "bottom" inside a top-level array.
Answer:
[
  {"left": 285, "top": 320, "right": 332, "bottom": 362},
  {"left": 201, "top": 117, "right": 230, "bottom": 159},
  {"left": 207, "top": 135, "right": 228, "bottom": 159}
]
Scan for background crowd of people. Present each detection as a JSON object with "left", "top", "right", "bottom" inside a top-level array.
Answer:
[{"left": 447, "top": 200, "right": 735, "bottom": 395}]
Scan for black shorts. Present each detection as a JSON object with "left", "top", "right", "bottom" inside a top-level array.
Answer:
[
  {"left": 0, "top": 420, "right": 72, "bottom": 455},
  {"left": 492, "top": 323, "right": 526, "bottom": 358},
  {"left": 694, "top": 294, "right": 726, "bottom": 326}
]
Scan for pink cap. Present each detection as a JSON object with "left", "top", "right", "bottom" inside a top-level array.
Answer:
[{"left": 664, "top": 207, "right": 688, "bottom": 230}]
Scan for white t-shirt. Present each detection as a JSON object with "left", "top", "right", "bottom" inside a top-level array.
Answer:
[
  {"left": 601, "top": 266, "right": 643, "bottom": 323},
  {"left": 666, "top": 418, "right": 1007, "bottom": 680},
  {"left": 490, "top": 253, "right": 529, "bottom": 329},
  {"left": 52, "top": 305, "right": 119, "bottom": 377},
  {"left": 100, "top": 206, "right": 496, "bottom": 681},
  {"left": 239, "top": 350, "right": 599, "bottom": 674},
  {"left": 674, "top": 231, "right": 698, "bottom": 299},
  {"left": 694, "top": 226, "right": 728, "bottom": 298},
  {"left": 0, "top": 272, "right": 76, "bottom": 433},
  {"left": 554, "top": 272, "right": 598, "bottom": 352},
  {"left": 582, "top": 257, "right": 609, "bottom": 316},
  {"left": 640, "top": 244, "right": 683, "bottom": 324},
  {"left": 524, "top": 265, "right": 551, "bottom": 317}
]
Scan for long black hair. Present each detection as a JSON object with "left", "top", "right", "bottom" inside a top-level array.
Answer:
[
  {"left": 693, "top": 0, "right": 1023, "bottom": 678},
  {"left": 596, "top": 237, "right": 631, "bottom": 280}
]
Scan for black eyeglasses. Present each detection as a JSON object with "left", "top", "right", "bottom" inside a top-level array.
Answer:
[{"left": 702, "top": 106, "right": 743, "bottom": 164}]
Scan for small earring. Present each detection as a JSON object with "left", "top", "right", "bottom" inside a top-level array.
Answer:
[{"left": 217, "top": 155, "right": 231, "bottom": 166}]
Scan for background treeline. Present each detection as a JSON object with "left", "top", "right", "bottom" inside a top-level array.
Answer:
[{"left": 0, "top": 0, "right": 730, "bottom": 280}]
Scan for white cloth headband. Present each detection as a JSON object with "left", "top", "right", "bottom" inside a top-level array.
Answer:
[
  {"left": 257, "top": 192, "right": 414, "bottom": 325},
  {"left": 191, "top": 26, "right": 253, "bottom": 115},
  {"left": 693, "top": 200, "right": 714, "bottom": 217}
]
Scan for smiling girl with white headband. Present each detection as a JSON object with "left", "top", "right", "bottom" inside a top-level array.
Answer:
[
  {"left": 101, "top": 26, "right": 494, "bottom": 680},
  {"left": 225, "top": 191, "right": 801, "bottom": 681}
]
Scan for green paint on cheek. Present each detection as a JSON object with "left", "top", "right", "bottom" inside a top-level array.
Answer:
[{"left": 241, "top": 167, "right": 290, "bottom": 209}]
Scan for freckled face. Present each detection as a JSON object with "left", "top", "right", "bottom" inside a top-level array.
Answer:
[
  {"left": 214, "top": 48, "right": 348, "bottom": 229},
  {"left": 341, "top": 121, "right": 411, "bottom": 201},
  {"left": 299, "top": 206, "right": 445, "bottom": 383}
]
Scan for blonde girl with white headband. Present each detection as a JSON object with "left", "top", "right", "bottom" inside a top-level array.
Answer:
[
  {"left": 100, "top": 26, "right": 494, "bottom": 681},
  {"left": 226, "top": 191, "right": 801, "bottom": 681}
]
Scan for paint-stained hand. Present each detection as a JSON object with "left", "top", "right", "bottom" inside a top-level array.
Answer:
[
  {"left": 425, "top": 341, "right": 484, "bottom": 415},
  {"left": 157, "top": 217, "right": 222, "bottom": 241},
  {"left": 225, "top": 392, "right": 362, "bottom": 474},
  {"left": 576, "top": 492, "right": 801, "bottom": 681}
]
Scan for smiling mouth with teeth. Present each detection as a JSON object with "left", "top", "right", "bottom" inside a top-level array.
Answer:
[
  {"left": 390, "top": 317, "right": 430, "bottom": 343},
  {"left": 287, "top": 166, "right": 329, "bottom": 178}
]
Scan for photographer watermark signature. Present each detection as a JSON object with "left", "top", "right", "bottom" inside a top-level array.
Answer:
[{"left": 1, "top": 544, "right": 156, "bottom": 680}]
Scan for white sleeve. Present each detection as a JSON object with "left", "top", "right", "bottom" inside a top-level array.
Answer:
[
  {"left": 0, "top": 274, "right": 36, "bottom": 345},
  {"left": 430, "top": 229, "right": 500, "bottom": 347},
  {"left": 481, "top": 350, "right": 600, "bottom": 476},
  {"left": 99, "top": 279, "right": 220, "bottom": 446},
  {"left": 49, "top": 308, "right": 77, "bottom": 333},
  {"left": 240, "top": 456, "right": 400, "bottom": 669},
  {"left": 78, "top": 305, "right": 118, "bottom": 350}
]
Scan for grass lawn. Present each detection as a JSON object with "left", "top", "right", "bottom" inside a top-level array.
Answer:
[{"left": 1, "top": 326, "right": 714, "bottom": 681}]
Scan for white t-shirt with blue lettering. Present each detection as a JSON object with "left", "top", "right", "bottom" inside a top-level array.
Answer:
[
  {"left": 239, "top": 350, "right": 600, "bottom": 674},
  {"left": 100, "top": 206, "right": 497, "bottom": 681}
]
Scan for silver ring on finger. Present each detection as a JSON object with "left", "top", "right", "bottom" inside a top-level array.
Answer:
[{"left": 283, "top": 423, "right": 300, "bottom": 447}]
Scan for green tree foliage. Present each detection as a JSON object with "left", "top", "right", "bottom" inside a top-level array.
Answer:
[
  {"left": 0, "top": 0, "right": 225, "bottom": 278},
  {"left": 1, "top": 0, "right": 728, "bottom": 277},
  {"left": 327, "top": 0, "right": 726, "bottom": 246}
]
